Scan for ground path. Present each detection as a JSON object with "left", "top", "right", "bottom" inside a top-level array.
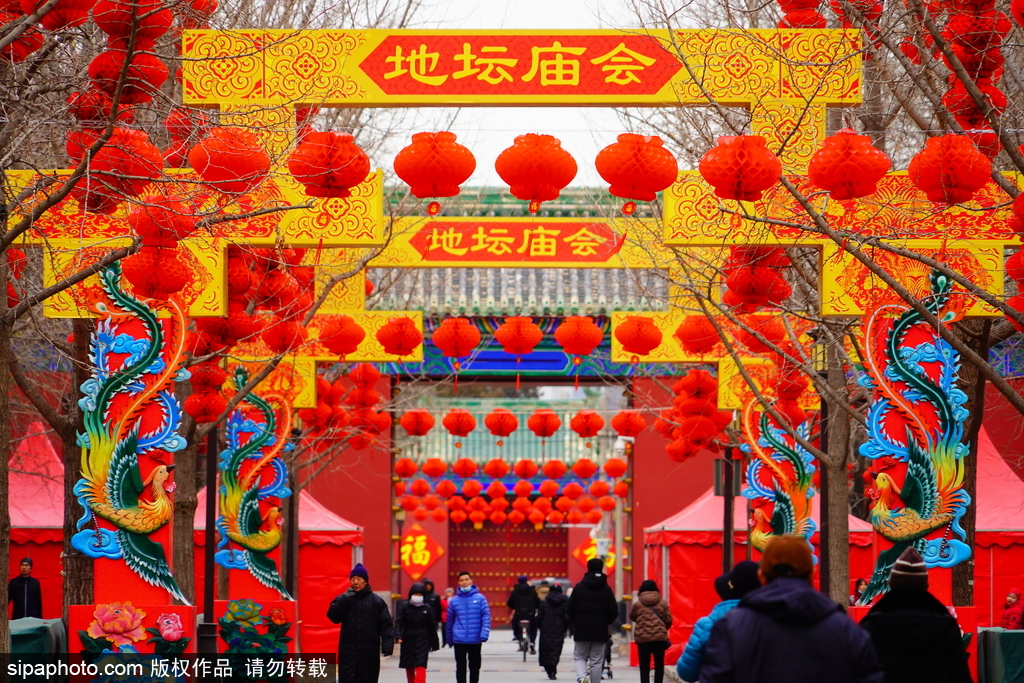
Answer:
[{"left": 379, "top": 637, "right": 626, "bottom": 683}]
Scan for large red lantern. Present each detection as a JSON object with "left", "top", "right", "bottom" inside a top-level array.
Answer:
[
  {"left": 93, "top": 0, "right": 172, "bottom": 44},
  {"left": 462, "top": 479, "right": 483, "bottom": 498},
  {"left": 589, "top": 481, "right": 611, "bottom": 497},
  {"left": 595, "top": 133, "right": 679, "bottom": 214},
  {"left": 449, "top": 509, "right": 468, "bottom": 525},
  {"left": 22, "top": 0, "right": 96, "bottom": 31},
  {"left": 533, "top": 497, "right": 553, "bottom": 515},
  {"left": 808, "top": 128, "right": 891, "bottom": 200},
  {"left": 188, "top": 127, "right": 271, "bottom": 195},
  {"left": 443, "top": 409, "right": 477, "bottom": 438},
  {"left": 613, "top": 481, "right": 629, "bottom": 498},
  {"left": 698, "top": 135, "right": 782, "bottom": 201},
  {"left": 673, "top": 316, "right": 720, "bottom": 356},
  {"left": 528, "top": 409, "right": 562, "bottom": 439},
  {"left": 484, "top": 408, "right": 519, "bottom": 440},
  {"left": 570, "top": 410, "right": 605, "bottom": 441},
  {"left": 486, "top": 481, "right": 508, "bottom": 499},
  {"left": 508, "top": 509, "right": 526, "bottom": 526},
  {"left": 495, "top": 317, "right": 543, "bottom": 387},
  {"left": 348, "top": 363, "right": 381, "bottom": 388},
  {"left": 121, "top": 246, "right": 190, "bottom": 300},
  {"left": 604, "top": 458, "right": 629, "bottom": 479},
  {"left": 566, "top": 509, "right": 584, "bottom": 525},
  {"left": 452, "top": 458, "right": 478, "bottom": 479},
  {"left": 541, "top": 460, "right": 568, "bottom": 479},
  {"left": 554, "top": 316, "right": 604, "bottom": 388},
  {"left": 399, "top": 495, "right": 419, "bottom": 512},
  {"left": 512, "top": 497, "right": 532, "bottom": 513},
  {"left": 547, "top": 510, "right": 565, "bottom": 525},
  {"left": 409, "top": 479, "right": 431, "bottom": 497},
  {"left": 538, "top": 480, "right": 560, "bottom": 497},
  {"left": 431, "top": 507, "right": 448, "bottom": 523},
  {"left": 376, "top": 316, "right": 423, "bottom": 357},
  {"left": 128, "top": 193, "right": 197, "bottom": 247},
  {"left": 575, "top": 496, "right": 597, "bottom": 514},
  {"left": 513, "top": 480, "right": 534, "bottom": 497},
  {"left": 528, "top": 509, "right": 546, "bottom": 530},
  {"left": 412, "top": 507, "right": 430, "bottom": 522},
  {"left": 513, "top": 459, "right": 539, "bottom": 479},
  {"left": 422, "top": 458, "right": 447, "bottom": 479},
  {"left": 319, "top": 315, "right": 366, "bottom": 360},
  {"left": 393, "top": 131, "right": 476, "bottom": 215},
  {"left": 71, "top": 128, "right": 163, "bottom": 209},
  {"left": 288, "top": 132, "right": 371, "bottom": 198},
  {"left": 435, "top": 479, "right": 457, "bottom": 498},
  {"left": 490, "top": 510, "right": 508, "bottom": 525},
  {"left": 400, "top": 409, "right": 435, "bottom": 437},
  {"left": 611, "top": 411, "right": 646, "bottom": 438},
  {"left": 490, "top": 497, "right": 509, "bottom": 512},
  {"left": 572, "top": 458, "right": 600, "bottom": 479},
  {"left": 562, "top": 482, "right": 584, "bottom": 500},
  {"left": 483, "top": 459, "right": 511, "bottom": 479},
  {"left": 394, "top": 458, "right": 418, "bottom": 478},
  {"left": 433, "top": 318, "right": 482, "bottom": 388},
  {"left": 614, "top": 316, "right": 663, "bottom": 360},
  {"left": 555, "top": 496, "right": 575, "bottom": 513},
  {"left": 597, "top": 496, "right": 617, "bottom": 512},
  {"left": 88, "top": 49, "right": 169, "bottom": 105},
  {"left": 908, "top": 134, "right": 991, "bottom": 204},
  {"left": 495, "top": 133, "right": 578, "bottom": 213}
]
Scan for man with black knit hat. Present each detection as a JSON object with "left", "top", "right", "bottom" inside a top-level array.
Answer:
[
  {"left": 701, "top": 535, "right": 883, "bottom": 683},
  {"left": 328, "top": 563, "right": 395, "bottom": 683},
  {"left": 567, "top": 558, "right": 618, "bottom": 683},
  {"left": 8, "top": 557, "right": 42, "bottom": 619},
  {"left": 861, "top": 546, "right": 972, "bottom": 683}
]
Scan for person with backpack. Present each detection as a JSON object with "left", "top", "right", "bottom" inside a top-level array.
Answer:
[
  {"left": 629, "top": 580, "right": 672, "bottom": 683},
  {"left": 447, "top": 571, "right": 490, "bottom": 683},
  {"left": 396, "top": 583, "right": 440, "bottom": 683},
  {"left": 538, "top": 584, "right": 571, "bottom": 679}
]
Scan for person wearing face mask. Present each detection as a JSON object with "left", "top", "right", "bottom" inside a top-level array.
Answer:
[
  {"left": 327, "top": 563, "right": 395, "bottom": 683},
  {"left": 447, "top": 571, "right": 490, "bottom": 683},
  {"left": 397, "top": 583, "right": 440, "bottom": 683}
]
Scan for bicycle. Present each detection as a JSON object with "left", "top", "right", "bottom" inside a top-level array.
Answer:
[{"left": 518, "top": 618, "right": 532, "bottom": 662}]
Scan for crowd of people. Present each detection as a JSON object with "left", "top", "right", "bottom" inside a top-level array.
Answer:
[{"left": 326, "top": 535, "right": 1024, "bottom": 683}]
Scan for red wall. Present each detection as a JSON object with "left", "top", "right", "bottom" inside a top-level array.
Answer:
[
  {"left": 631, "top": 377, "right": 717, "bottom": 591},
  {"left": 306, "top": 376, "right": 393, "bottom": 589}
]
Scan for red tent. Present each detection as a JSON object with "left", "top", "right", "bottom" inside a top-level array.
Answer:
[
  {"left": 194, "top": 487, "right": 363, "bottom": 653},
  {"left": 8, "top": 423, "right": 64, "bottom": 620},
  {"left": 643, "top": 488, "right": 876, "bottom": 645}
]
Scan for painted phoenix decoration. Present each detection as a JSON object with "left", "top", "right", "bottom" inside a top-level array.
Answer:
[{"left": 858, "top": 271, "right": 971, "bottom": 604}]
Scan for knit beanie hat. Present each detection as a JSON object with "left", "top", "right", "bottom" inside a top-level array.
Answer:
[
  {"left": 889, "top": 547, "right": 928, "bottom": 589},
  {"left": 638, "top": 579, "right": 659, "bottom": 594},
  {"left": 20, "top": 557, "right": 33, "bottom": 567},
  {"left": 350, "top": 563, "right": 369, "bottom": 582},
  {"left": 587, "top": 558, "right": 605, "bottom": 574},
  {"left": 518, "top": 575, "right": 529, "bottom": 584}
]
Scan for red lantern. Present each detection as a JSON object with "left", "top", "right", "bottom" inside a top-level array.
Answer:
[
  {"left": 528, "top": 409, "right": 562, "bottom": 438},
  {"left": 490, "top": 510, "right": 508, "bottom": 525},
  {"left": 491, "top": 498, "right": 509, "bottom": 512},
  {"left": 513, "top": 480, "right": 534, "bottom": 497},
  {"left": 613, "top": 481, "right": 629, "bottom": 498},
  {"left": 409, "top": 479, "right": 431, "bottom": 497},
  {"left": 393, "top": 131, "right": 476, "bottom": 214},
  {"left": 88, "top": 49, "right": 169, "bottom": 105},
  {"left": 808, "top": 128, "right": 891, "bottom": 201},
  {"left": 319, "top": 315, "right": 366, "bottom": 360},
  {"left": 394, "top": 481, "right": 406, "bottom": 497},
  {"left": 376, "top": 316, "right": 423, "bottom": 357},
  {"left": 554, "top": 317, "right": 603, "bottom": 387},
  {"left": 443, "top": 409, "right": 477, "bottom": 438},
  {"left": 589, "top": 481, "right": 611, "bottom": 497},
  {"left": 597, "top": 496, "right": 617, "bottom": 512},
  {"left": 595, "top": 133, "right": 679, "bottom": 214},
  {"left": 20, "top": 0, "right": 95, "bottom": 31},
  {"left": 673, "top": 316, "right": 720, "bottom": 356},
  {"left": 547, "top": 510, "right": 565, "bottom": 525},
  {"left": 508, "top": 509, "right": 526, "bottom": 526},
  {"left": 585, "top": 510, "right": 604, "bottom": 524},
  {"left": 512, "top": 497, "right": 532, "bottom": 513},
  {"left": 495, "top": 317, "right": 543, "bottom": 387},
  {"left": 604, "top": 458, "right": 629, "bottom": 479},
  {"left": 735, "top": 316, "right": 787, "bottom": 354},
  {"left": 484, "top": 408, "right": 519, "bottom": 438},
  {"left": 422, "top": 458, "right": 447, "bottom": 479},
  {"left": 92, "top": 0, "right": 171, "bottom": 44},
  {"left": 345, "top": 387, "right": 382, "bottom": 409},
  {"left": 452, "top": 458, "right": 478, "bottom": 479},
  {"left": 614, "top": 316, "right": 663, "bottom": 359},
  {"left": 1006, "top": 295, "right": 1024, "bottom": 332},
  {"left": 400, "top": 409, "right": 435, "bottom": 437},
  {"left": 431, "top": 508, "right": 448, "bottom": 523},
  {"left": 71, "top": 128, "right": 163, "bottom": 209},
  {"left": 572, "top": 458, "right": 600, "bottom": 479},
  {"left": 483, "top": 458, "right": 511, "bottom": 479},
  {"left": 698, "top": 135, "right": 782, "bottom": 201},
  {"left": 446, "top": 495, "right": 467, "bottom": 511},
  {"left": 562, "top": 482, "right": 584, "bottom": 500},
  {"left": 462, "top": 479, "right": 483, "bottom": 498},
  {"left": 414, "top": 507, "right": 429, "bottom": 521},
  {"left": 533, "top": 497, "right": 553, "bottom": 515},
  {"left": 399, "top": 495, "right": 419, "bottom": 512},
  {"left": 433, "top": 317, "right": 482, "bottom": 372},
  {"left": 289, "top": 132, "right": 371, "bottom": 198},
  {"left": 575, "top": 496, "right": 597, "bottom": 514},
  {"left": 538, "top": 480, "right": 560, "bottom": 497},
  {"left": 555, "top": 496, "right": 575, "bottom": 513},
  {"left": 566, "top": 509, "right": 584, "bottom": 525},
  {"left": 513, "top": 459, "right": 539, "bottom": 479},
  {"left": 450, "top": 509, "right": 468, "bottom": 525},
  {"left": 495, "top": 133, "right": 578, "bottom": 213},
  {"left": 528, "top": 509, "right": 546, "bottom": 529},
  {"left": 570, "top": 410, "right": 605, "bottom": 439},
  {"left": 436, "top": 479, "right": 457, "bottom": 498},
  {"left": 541, "top": 460, "right": 568, "bottom": 479},
  {"left": 120, "top": 246, "right": 190, "bottom": 300},
  {"left": 908, "top": 134, "right": 991, "bottom": 204},
  {"left": 395, "top": 458, "right": 418, "bottom": 478},
  {"left": 183, "top": 391, "right": 226, "bottom": 424},
  {"left": 349, "top": 363, "right": 381, "bottom": 388},
  {"left": 1006, "top": 250, "right": 1024, "bottom": 283},
  {"left": 188, "top": 127, "right": 271, "bottom": 195},
  {"left": 611, "top": 412, "right": 646, "bottom": 438},
  {"left": 486, "top": 481, "right": 508, "bottom": 499}
]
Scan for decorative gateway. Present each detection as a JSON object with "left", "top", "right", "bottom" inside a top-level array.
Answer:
[
  {"left": 858, "top": 271, "right": 971, "bottom": 604},
  {"left": 71, "top": 264, "right": 189, "bottom": 602},
  {"left": 215, "top": 367, "right": 294, "bottom": 600}
]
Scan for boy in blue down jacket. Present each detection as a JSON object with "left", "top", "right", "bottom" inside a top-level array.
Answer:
[
  {"left": 677, "top": 561, "right": 760, "bottom": 683},
  {"left": 446, "top": 571, "right": 490, "bottom": 683}
]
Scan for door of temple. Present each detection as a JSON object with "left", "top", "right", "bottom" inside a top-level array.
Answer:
[{"left": 448, "top": 521, "right": 568, "bottom": 629}]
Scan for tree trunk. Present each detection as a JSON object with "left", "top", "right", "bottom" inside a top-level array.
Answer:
[
  {"left": 172, "top": 384, "right": 198, "bottom": 605},
  {"left": 62, "top": 319, "right": 94, "bottom": 621},
  {"left": 824, "top": 337, "right": 852, "bottom": 604},
  {"left": 0, "top": 309, "right": 11, "bottom": 654},
  {"left": 953, "top": 319, "right": 989, "bottom": 606}
]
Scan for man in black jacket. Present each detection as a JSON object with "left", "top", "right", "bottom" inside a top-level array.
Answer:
[
  {"left": 860, "top": 547, "right": 972, "bottom": 683},
  {"left": 422, "top": 578, "right": 443, "bottom": 624},
  {"left": 327, "top": 563, "right": 395, "bottom": 683},
  {"left": 507, "top": 575, "right": 541, "bottom": 652},
  {"left": 567, "top": 559, "right": 618, "bottom": 683},
  {"left": 8, "top": 557, "right": 42, "bottom": 619},
  {"left": 701, "top": 535, "right": 883, "bottom": 683}
]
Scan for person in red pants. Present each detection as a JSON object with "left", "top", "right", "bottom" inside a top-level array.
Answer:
[{"left": 396, "top": 583, "right": 440, "bottom": 683}]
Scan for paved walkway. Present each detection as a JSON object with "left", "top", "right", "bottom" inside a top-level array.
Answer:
[{"left": 379, "top": 636, "right": 625, "bottom": 683}]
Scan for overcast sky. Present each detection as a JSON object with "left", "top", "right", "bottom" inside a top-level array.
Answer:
[{"left": 377, "top": 0, "right": 644, "bottom": 187}]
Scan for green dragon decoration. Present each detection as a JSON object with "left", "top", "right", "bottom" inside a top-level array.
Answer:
[
  {"left": 215, "top": 366, "right": 294, "bottom": 600},
  {"left": 71, "top": 263, "right": 189, "bottom": 603}
]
